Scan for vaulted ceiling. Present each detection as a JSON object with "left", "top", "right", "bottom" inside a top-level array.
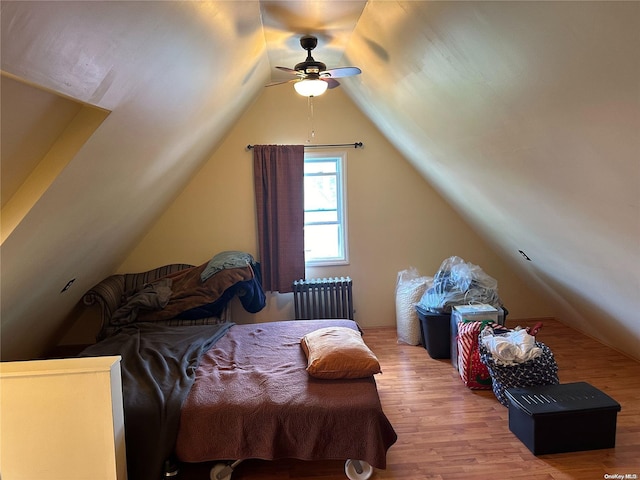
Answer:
[{"left": 1, "top": 1, "right": 638, "bottom": 361}]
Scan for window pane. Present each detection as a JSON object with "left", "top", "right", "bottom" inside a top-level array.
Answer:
[
  {"left": 305, "top": 210, "right": 338, "bottom": 224},
  {"left": 304, "top": 224, "right": 341, "bottom": 260},
  {"left": 304, "top": 175, "right": 336, "bottom": 211},
  {"left": 305, "top": 160, "right": 337, "bottom": 174}
]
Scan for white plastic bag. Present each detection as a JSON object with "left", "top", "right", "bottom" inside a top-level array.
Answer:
[
  {"left": 395, "top": 268, "right": 432, "bottom": 345},
  {"left": 419, "top": 256, "right": 501, "bottom": 313}
]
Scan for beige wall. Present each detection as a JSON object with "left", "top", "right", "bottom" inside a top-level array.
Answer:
[{"left": 119, "top": 86, "right": 551, "bottom": 329}]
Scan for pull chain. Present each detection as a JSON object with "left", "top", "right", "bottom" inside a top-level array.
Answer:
[{"left": 307, "top": 96, "right": 315, "bottom": 143}]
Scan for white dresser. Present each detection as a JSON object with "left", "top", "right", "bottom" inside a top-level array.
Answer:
[{"left": 0, "top": 355, "right": 127, "bottom": 480}]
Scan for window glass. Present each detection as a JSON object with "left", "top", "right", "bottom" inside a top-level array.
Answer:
[
  {"left": 304, "top": 175, "right": 336, "bottom": 211},
  {"left": 303, "top": 152, "right": 348, "bottom": 266},
  {"left": 305, "top": 210, "right": 338, "bottom": 224}
]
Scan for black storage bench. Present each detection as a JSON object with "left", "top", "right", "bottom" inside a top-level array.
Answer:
[{"left": 505, "top": 382, "right": 621, "bottom": 455}]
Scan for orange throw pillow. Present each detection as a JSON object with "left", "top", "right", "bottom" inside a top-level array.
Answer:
[{"left": 301, "top": 327, "right": 381, "bottom": 379}]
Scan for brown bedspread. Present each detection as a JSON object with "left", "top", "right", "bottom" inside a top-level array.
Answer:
[{"left": 175, "top": 320, "right": 397, "bottom": 469}]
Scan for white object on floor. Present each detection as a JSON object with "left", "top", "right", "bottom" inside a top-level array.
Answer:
[
  {"left": 345, "top": 459, "right": 373, "bottom": 480},
  {"left": 481, "top": 328, "right": 542, "bottom": 365}
]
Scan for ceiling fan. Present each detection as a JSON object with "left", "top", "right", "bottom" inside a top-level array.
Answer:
[{"left": 267, "top": 35, "right": 361, "bottom": 97}]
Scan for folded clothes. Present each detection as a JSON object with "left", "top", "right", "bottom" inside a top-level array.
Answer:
[
  {"left": 201, "top": 251, "right": 254, "bottom": 282},
  {"left": 481, "top": 328, "right": 541, "bottom": 365}
]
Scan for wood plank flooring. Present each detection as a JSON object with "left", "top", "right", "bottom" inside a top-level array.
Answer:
[{"left": 180, "top": 318, "right": 640, "bottom": 480}]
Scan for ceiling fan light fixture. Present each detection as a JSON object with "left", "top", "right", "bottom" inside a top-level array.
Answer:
[
  {"left": 294, "top": 78, "right": 328, "bottom": 97},
  {"left": 268, "top": 36, "right": 360, "bottom": 95}
]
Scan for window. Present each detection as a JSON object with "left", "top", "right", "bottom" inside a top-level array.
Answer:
[{"left": 304, "top": 151, "right": 348, "bottom": 266}]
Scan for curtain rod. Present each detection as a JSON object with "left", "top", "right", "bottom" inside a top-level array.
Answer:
[{"left": 247, "top": 142, "right": 363, "bottom": 150}]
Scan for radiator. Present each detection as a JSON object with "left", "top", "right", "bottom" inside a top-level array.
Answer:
[{"left": 292, "top": 277, "right": 354, "bottom": 320}]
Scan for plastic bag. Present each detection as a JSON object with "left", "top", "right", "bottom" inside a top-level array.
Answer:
[
  {"left": 395, "top": 268, "right": 432, "bottom": 345},
  {"left": 419, "top": 256, "right": 501, "bottom": 313}
]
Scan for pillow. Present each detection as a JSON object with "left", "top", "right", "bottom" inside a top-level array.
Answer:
[{"left": 301, "top": 327, "right": 381, "bottom": 379}]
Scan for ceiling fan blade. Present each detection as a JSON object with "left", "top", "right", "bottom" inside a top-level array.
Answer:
[
  {"left": 321, "top": 66, "right": 361, "bottom": 78},
  {"left": 276, "top": 66, "right": 303, "bottom": 76},
  {"left": 323, "top": 78, "right": 341, "bottom": 89},
  {"left": 265, "top": 79, "right": 297, "bottom": 87}
]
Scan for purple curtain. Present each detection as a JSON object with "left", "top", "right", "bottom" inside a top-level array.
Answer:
[{"left": 253, "top": 145, "right": 305, "bottom": 293}]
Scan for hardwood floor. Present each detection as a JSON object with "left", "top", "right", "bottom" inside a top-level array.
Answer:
[{"left": 179, "top": 319, "right": 640, "bottom": 480}]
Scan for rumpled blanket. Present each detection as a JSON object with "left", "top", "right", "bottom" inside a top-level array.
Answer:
[
  {"left": 231, "top": 260, "right": 266, "bottom": 313},
  {"left": 171, "top": 262, "right": 266, "bottom": 319},
  {"left": 79, "top": 322, "right": 233, "bottom": 480},
  {"left": 111, "top": 278, "right": 173, "bottom": 325},
  {"left": 481, "top": 327, "right": 542, "bottom": 365},
  {"left": 137, "top": 263, "right": 254, "bottom": 322}
]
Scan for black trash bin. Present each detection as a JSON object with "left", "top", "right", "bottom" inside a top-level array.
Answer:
[{"left": 415, "top": 304, "right": 451, "bottom": 359}]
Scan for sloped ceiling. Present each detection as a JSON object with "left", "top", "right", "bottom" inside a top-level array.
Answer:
[
  {"left": 1, "top": 1, "right": 638, "bottom": 361},
  {"left": 342, "top": 1, "right": 640, "bottom": 359},
  {"left": 1, "top": 75, "right": 83, "bottom": 207}
]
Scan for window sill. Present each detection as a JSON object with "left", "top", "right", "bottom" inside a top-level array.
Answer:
[{"left": 306, "top": 259, "right": 350, "bottom": 267}]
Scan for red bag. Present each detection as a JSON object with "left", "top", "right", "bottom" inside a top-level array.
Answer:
[{"left": 457, "top": 320, "right": 506, "bottom": 389}]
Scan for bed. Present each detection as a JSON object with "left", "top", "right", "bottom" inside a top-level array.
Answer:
[
  {"left": 176, "top": 319, "right": 397, "bottom": 476},
  {"left": 80, "top": 255, "right": 397, "bottom": 480}
]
